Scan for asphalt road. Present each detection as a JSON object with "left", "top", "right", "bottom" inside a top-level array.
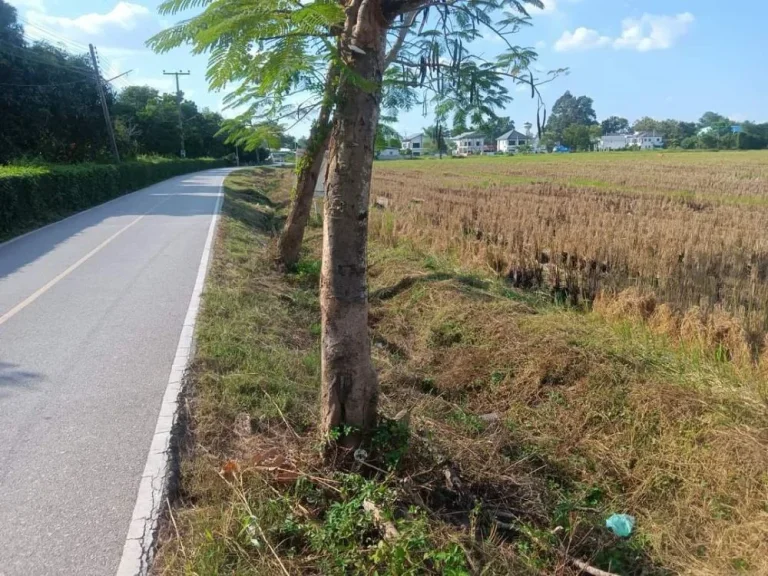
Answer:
[{"left": 0, "top": 168, "right": 232, "bottom": 576}]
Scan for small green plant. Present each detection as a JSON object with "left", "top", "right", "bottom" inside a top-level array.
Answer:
[
  {"left": 429, "top": 320, "right": 464, "bottom": 347},
  {"left": 447, "top": 408, "right": 485, "bottom": 434},
  {"left": 371, "top": 418, "right": 410, "bottom": 469},
  {"left": 294, "top": 257, "right": 321, "bottom": 284},
  {"left": 281, "top": 474, "right": 471, "bottom": 575},
  {"left": 328, "top": 424, "right": 357, "bottom": 442}
]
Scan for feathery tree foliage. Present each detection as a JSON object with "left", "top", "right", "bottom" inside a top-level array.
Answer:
[{"left": 149, "top": 0, "right": 562, "bottom": 454}]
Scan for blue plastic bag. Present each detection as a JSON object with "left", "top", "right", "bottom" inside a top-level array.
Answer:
[{"left": 605, "top": 513, "right": 635, "bottom": 537}]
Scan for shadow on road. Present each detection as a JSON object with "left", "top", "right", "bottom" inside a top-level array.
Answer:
[
  {"left": 0, "top": 361, "right": 43, "bottom": 398},
  {"left": 0, "top": 169, "right": 232, "bottom": 283}
]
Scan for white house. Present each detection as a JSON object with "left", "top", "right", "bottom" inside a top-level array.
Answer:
[
  {"left": 496, "top": 129, "right": 533, "bottom": 153},
  {"left": 598, "top": 134, "right": 630, "bottom": 151},
  {"left": 452, "top": 131, "right": 485, "bottom": 155},
  {"left": 628, "top": 131, "right": 663, "bottom": 149},
  {"left": 378, "top": 147, "right": 401, "bottom": 159},
  {"left": 598, "top": 132, "right": 663, "bottom": 151},
  {"left": 401, "top": 134, "right": 424, "bottom": 156}
]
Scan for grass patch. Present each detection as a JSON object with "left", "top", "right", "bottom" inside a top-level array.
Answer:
[{"left": 155, "top": 167, "right": 768, "bottom": 576}]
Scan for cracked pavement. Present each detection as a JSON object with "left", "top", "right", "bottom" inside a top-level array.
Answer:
[{"left": 0, "top": 169, "right": 231, "bottom": 576}]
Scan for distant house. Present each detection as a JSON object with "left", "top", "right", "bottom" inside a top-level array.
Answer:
[
  {"left": 598, "top": 134, "right": 629, "bottom": 151},
  {"left": 378, "top": 147, "right": 401, "bottom": 159},
  {"left": 628, "top": 132, "right": 663, "bottom": 149},
  {"left": 496, "top": 129, "right": 533, "bottom": 153},
  {"left": 599, "top": 132, "right": 663, "bottom": 151},
  {"left": 401, "top": 134, "right": 424, "bottom": 156},
  {"left": 452, "top": 131, "right": 486, "bottom": 155}
]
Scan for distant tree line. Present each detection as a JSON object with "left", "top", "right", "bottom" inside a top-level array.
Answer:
[
  {"left": 0, "top": 0, "right": 248, "bottom": 164},
  {"left": 541, "top": 90, "right": 768, "bottom": 151},
  {"left": 440, "top": 88, "right": 768, "bottom": 153}
]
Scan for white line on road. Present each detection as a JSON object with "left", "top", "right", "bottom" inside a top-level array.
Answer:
[
  {"left": 115, "top": 177, "right": 225, "bottom": 576},
  {"left": 0, "top": 197, "right": 173, "bottom": 328}
]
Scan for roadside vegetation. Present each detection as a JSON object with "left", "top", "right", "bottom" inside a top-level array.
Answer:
[
  {"left": 0, "top": 157, "right": 226, "bottom": 241},
  {"left": 156, "top": 163, "right": 768, "bottom": 575}
]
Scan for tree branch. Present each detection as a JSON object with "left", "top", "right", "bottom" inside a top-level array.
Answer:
[
  {"left": 382, "top": 0, "right": 453, "bottom": 20},
  {"left": 385, "top": 11, "right": 418, "bottom": 66}
]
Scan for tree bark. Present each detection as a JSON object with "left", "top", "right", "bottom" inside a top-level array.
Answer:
[
  {"left": 277, "top": 64, "right": 339, "bottom": 269},
  {"left": 320, "top": 0, "right": 388, "bottom": 450}
]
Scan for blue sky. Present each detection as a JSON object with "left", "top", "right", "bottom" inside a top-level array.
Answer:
[{"left": 8, "top": 0, "right": 767, "bottom": 138}]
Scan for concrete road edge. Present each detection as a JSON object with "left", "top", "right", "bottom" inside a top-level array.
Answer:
[{"left": 114, "top": 177, "right": 226, "bottom": 576}]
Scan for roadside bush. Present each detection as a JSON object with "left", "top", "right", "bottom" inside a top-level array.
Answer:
[{"left": 0, "top": 157, "right": 228, "bottom": 240}]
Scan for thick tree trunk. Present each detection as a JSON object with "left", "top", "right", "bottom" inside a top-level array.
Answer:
[
  {"left": 277, "top": 64, "right": 339, "bottom": 269},
  {"left": 320, "top": 0, "right": 387, "bottom": 450}
]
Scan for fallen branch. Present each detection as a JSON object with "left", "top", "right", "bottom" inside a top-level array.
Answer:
[
  {"left": 569, "top": 557, "right": 620, "bottom": 576},
  {"left": 363, "top": 499, "right": 400, "bottom": 541}
]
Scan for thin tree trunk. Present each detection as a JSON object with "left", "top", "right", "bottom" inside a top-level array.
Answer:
[
  {"left": 278, "top": 16, "right": 414, "bottom": 270},
  {"left": 277, "top": 64, "right": 339, "bottom": 269},
  {"left": 320, "top": 0, "right": 387, "bottom": 450}
]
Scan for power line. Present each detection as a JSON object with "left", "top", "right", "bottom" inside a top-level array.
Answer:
[
  {"left": 93, "top": 50, "right": 129, "bottom": 89},
  {"left": 105, "top": 69, "right": 133, "bottom": 84},
  {"left": 0, "top": 36, "right": 88, "bottom": 59},
  {"left": 95, "top": 50, "right": 115, "bottom": 72},
  {"left": 18, "top": 17, "right": 90, "bottom": 53},
  {"left": 111, "top": 76, "right": 130, "bottom": 89},
  {"left": 101, "top": 59, "right": 124, "bottom": 82},
  {"left": 0, "top": 41, "right": 93, "bottom": 76},
  {"left": 0, "top": 50, "right": 93, "bottom": 77}
]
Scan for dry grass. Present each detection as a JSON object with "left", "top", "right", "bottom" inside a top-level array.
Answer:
[
  {"left": 155, "top": 162, "right": 768, "bottom": 576},
  {"left": 364, "top": 235, "right": 768, "bottom": 575},
  {"left": 372, "top": 151, "right": 768, "bottom": 335},
  {"left": 367, "top": 151, "right": 768, "bottom": 574}
]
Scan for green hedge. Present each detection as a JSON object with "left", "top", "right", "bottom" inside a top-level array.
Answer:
[{"left": 0, "top": 158, "right": 228, "bottom": 240}]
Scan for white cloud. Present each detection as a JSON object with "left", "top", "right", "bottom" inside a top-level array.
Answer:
[
  {"left": 535, "top": 40, "right": 547, "bottom": 50},
  {"left": 28, "top": 2, "right": 151, "bottom": 35},
  {"left": 8, "top": 0, "right": 46, "bottom": 12},
  {"left": 554, "top": 27, "right": 611, "bottom": 52},
  {"left": 614, "top": 12, "right": 694, "bottom": 52},
  {"left": 554, "top": 12, "right": 694, "bottom": 53},
  {"left": 528, "top": 0, "right": 559, "bottom": 16}
]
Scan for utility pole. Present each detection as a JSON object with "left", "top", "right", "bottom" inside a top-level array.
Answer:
[
  {"left": 89, "top": 43, "right": 120, "bottom": 163},
  {"left": 164, "top": 70, "right": 191, "bottom": 158}
]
